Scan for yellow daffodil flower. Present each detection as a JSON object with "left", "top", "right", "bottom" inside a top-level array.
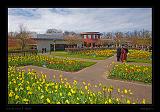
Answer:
[{"left": 46, "top": 98, "right": 51, "bottom": 103}]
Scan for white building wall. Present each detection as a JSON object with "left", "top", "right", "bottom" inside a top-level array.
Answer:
[
  {"left": 37, "top": 40, "right": 52, "bottom": 52},
  {"left": 37, "top": 40, "right": 67, "bottom": 52}
]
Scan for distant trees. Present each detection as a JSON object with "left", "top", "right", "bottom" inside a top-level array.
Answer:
[
  {"left": 98, "top": 29, "right": 152, "bottom": 49},
  {"left": 64, "top": 34, "right": 83, "bottom": 48},
  {"left": 114, "top": 32, "right": 124, "bottom": 47},
  {"left": 123, "top": 30, "right": 152, "bottom": 49},
  {"left": 64, "top": 31, "right": 76, "bottom": 35},
  {"left": 95, "top": 38, "right": 111, "bottom": 47},
  {"left": 46, "top": 29, "right": 62, "bottom": 34},
  {"left": 15, "top": 24, "right": 32, "bottom": 51}
]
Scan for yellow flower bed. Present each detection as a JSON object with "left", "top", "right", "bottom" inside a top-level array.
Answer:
[
  {"left": 128, "top": 50, "right": 151, "bottom": 59},
  {"left": 109, "top": 63, "right": 152, "bottom": 84},
  {"left": 79, "top": 50, "right": 116, "bottom": 57},
  {"left": 8, "top": 55, "right": 96, "bottom": 72},
  {"left": 8, "top": 66, "right": 147, "bottom": 104}
]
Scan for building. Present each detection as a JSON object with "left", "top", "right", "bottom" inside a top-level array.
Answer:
[
  {"left": 80, "top": 32, "right": 102, "bottom": 48},
  {"left": 9, "top": 30, "right": 113, "bottom": 52},
  {"left": 34, "top": 32, "right": 103, "bottom": 51},
  {"left": 33, "top": 32, "right": 68, "bottom": 52}
]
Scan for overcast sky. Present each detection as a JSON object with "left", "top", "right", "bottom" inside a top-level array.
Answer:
[{"left": 8, "top": 8, "right": 152, "bottom": 34}]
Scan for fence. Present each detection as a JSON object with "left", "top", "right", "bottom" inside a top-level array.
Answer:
[{"left": 8, "top": 49, "right": 38, "bottom": 56}]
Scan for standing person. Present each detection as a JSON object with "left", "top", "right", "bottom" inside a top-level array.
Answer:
[
  {"left": 120, "top": 45, "right": 127, "bottom": 63},
  {"left": 42, "top": 48, "right": 44, "bottom": 54},
  {"left": 124, "top": 45, "right": 128, "bottom": 60},
  {"left": 45, "top": 48, "right": 46, "bottom": 53},
  {"left": 116, "top": 47, "right": 121, "bottom": 61}
]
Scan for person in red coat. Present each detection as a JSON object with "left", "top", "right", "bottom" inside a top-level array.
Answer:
[{"left": 121, "top": 45, "right": 128, "bottom": 63}]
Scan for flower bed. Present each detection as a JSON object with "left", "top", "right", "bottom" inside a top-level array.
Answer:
[
  {"left": 52, "top": 50, "right": 116, "bottom": 60},
  {"left": 128, "top": 50, "right": 151, "bottom": 59},
  {"left": 70, "top": 49, "right": 116, "bottom": 57},
  {"left": 109, "top": 63, "right": 152, "bottom": 84},
  {"left": 8, "top": 66, "right": 147, "bottom": 104},
  {"left": 127, "top": 50, "right": 152, "bottom": 63},
  {"left": 8, "top": 55, "right": 96, "bottom": 72}
]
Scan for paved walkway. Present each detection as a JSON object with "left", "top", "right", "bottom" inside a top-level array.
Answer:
[{"left": 18, "top": 54, "right": 152, "bottom": 103}]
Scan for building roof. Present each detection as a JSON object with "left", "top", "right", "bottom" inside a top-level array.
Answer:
[
  {"left": 33, "top": 38, "right": 63, "bottom": 41},
  {"left": 33, "top": 33, "right": 64, "bottom": 40},
  {"left": 80, "top": 32, "right": 101, "bottom": 35}
]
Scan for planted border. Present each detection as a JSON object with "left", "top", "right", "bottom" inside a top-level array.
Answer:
[
  {"left": 8, "top": 66, "right": 147, "bottom": 104},
  {"left": 8, "top": 55, "right": 96, "bottom": 72},
  {"left": 109, "top": 63, "right": 152, "bottom": 84}
]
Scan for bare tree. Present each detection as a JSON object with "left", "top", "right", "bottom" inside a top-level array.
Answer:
[
  {"left": 15, "top": 24, "right": 31, "bottom": 51},
  {"left": 64, "top": 34, "right": 83, "bottom": 48},
  {"left": 114, "top": 32, "right": 124, "bottom": 48},
  {"left": 105, "top": 32, "right": 113, "bottom": 39}
]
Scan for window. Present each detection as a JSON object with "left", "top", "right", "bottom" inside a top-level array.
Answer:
[
  {"left": 88, "top": 35, "right": 91, "bottom": 39},
  {"left": 84, "top": 35, "right": 86, "bottom": 39},
  {"left": 92, "top": 35, "right": 95, "bottom": 39}
]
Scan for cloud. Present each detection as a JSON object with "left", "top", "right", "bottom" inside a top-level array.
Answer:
[{"left": 8, "top": 8, "right": 152, "bottom": 33}]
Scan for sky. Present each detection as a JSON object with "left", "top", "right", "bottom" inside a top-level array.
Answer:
[{"left": 8, "top": 8, "right": 152, "bottom": 34}]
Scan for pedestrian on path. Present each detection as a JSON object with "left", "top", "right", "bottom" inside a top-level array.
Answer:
[
  {"left": 45, "top": 48, "right": 46, "bottom": 53},
  {"left": 120, "top": 45, "right": 128, "bottom": 63},
  {"left": 116, "top": 47, "right": 121, "bottom": 61},
  {"left": 42, "top": 48, "right": 44, "bottom": 54}
]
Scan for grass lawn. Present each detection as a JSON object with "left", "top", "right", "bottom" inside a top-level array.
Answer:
[
  {"left": 51, "top": 51, "right": 110, "bottom": 60},
  {"left": 127, "top": 58, "right": 152, "bottom": 63}
]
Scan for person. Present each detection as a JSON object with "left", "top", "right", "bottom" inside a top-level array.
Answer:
[
  {"left": 42, "top": 48, "right": 44, "bottom": 54},
  {"left": 120, "top": 45, "right": 128, "bottom": 63},
  {"left": 45, "top": 48, "right": 46, "bottom": 53},
  {"left": 116, "top": 47, "right": 121, "bottom": 61},
  {"left": 124, "top": 45, "right": 128, "bottom": 60}
]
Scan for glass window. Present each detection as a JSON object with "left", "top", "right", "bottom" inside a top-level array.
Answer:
[
  {"left": 88, "top": 35, "right": 91, "bottom": 39},
  {"left": 92, "top": 35, "right": 95, "bottom": 39}
]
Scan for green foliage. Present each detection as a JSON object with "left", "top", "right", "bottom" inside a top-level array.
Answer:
[
  {"left": 8, "top": 55, "right": 96, "bottom": 72},
  {"left": 109, "top": 63, "right": 152, "bottom": 84},
  {"left": 8, "top": 66, "right": 147, "bottom": 104}
]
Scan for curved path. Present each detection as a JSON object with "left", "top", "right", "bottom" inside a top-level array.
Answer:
[{"left": 19, "top": 54, "right": 152, "bottom": 104}]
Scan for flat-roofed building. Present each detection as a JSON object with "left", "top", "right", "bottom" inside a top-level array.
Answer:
[{"left": 33, "top": 33, "right": 67, "bottom": 52}]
